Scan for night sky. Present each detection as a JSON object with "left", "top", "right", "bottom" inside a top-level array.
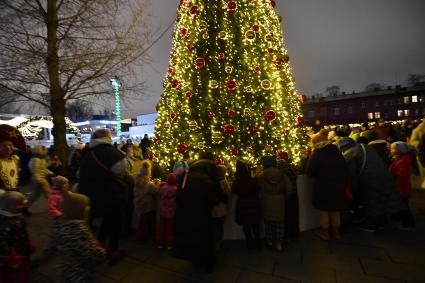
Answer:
[{"left": 123, "top": 0, "right": 425, "bottom": 118}]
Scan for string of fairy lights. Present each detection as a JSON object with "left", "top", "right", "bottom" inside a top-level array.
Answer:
[{"left": 153, "top": 0, "right": 308, "bottom": 170}]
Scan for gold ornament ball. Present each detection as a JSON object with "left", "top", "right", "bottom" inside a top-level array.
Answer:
[
  {"left": 218, "top": 31, "right": 227, "bottom": 39},
  {"left": 209, "top": 80, "right": 219, "bottom": 89}
]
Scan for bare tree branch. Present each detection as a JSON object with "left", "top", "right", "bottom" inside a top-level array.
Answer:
[{"left": 0, "top": 0, "right": 154, "bottom": 167}]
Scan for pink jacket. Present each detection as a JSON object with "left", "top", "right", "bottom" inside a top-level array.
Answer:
[
  {"left": 48, "top": 189, "right": 63, "bottom": 218},
  {"left": 159, "top": 173, "right": 178, "bottom": 218},
  {"left": 389, "top": 154, "right": 413, "bottom": 199}
]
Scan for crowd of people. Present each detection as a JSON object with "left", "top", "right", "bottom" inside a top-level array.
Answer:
[{"left": 0, "top": 117, "right": 424, "bottom": 282}]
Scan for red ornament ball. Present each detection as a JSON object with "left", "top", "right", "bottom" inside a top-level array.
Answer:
[
  {"left": 283, "top": 54, "right": 290, "bottom": 63},
  {"left": 253, "top": 65, "right": 261, "bottom": 73},
  {"left": 177, "top": 144, "right": 189, "bottom": 154},
  {"left": 185, "top": 91, "right": 193, "bottom": 99},
  {"left": 195, "top": 57, "right": 206, "bottom": 69},
  {"left": 267, "top": 47, "right": 274, "bottom": 54},
  {"left": 273, "top": 58, "right": 282, "bottom": 66},
  {"left": 230, "top": 148, "right": 238, "bottom": 156},
  {"left": 227, "top": 1, "right": 237, "bottom": 12},
  {"left": 179, "top": 0, "right": 191, "bottom": 9},
  {"left": 223, "top": 123, "right": 235, "bottom": 135},
  {"left": 251, "top": 24, "right": 260, "bottom": 32},
  {"left": 283, "top": 129, "right": 290, "bottom": 136},
  {"left": 264, "top": 110, "right": 277, "bottom": 122},
  {"left": 170, "top": 112, "right": 177, "bottom": 120},
  {"left": 296, "top": 116, "right": 304, "bottom": 126},
  {"left": 168, "top": 68, "right": 174, "bottom": 75},
  {"left": 171, "top": 79, "right": 181, "bottom": 89},
  {"left": 187, "top": 43, "right": 194, "bottom": 51},
  {"left": 251, "top": 126, "right": 260, "bottom": 133},
  {"left": 226, "top": 80, "right": 237, "bottom": 92},
  {"left": 190, "top": 5, "right": 200, "bottom": 16},
  {"left": 269, "top": 0, "right": 276, "bottom": 8},
  {"left": 227, "top": 109, "right": 236, "bottom": 118},
  {"left": 154, "top": 135, "right": 161, "bottom": 144},
  {"left": 218, "top": 52, "right": 225, "bottom": 61},
  {"left": 276, "top": 150, "right": 289, "bottom": 161},
  {"left": 215, "top": 156, "right": 224, "bottom": 165},
  {"left": 181, "top": 27, "right": 189, "bottom": 38},
  {"left": 208, "top": 111, "right": 216, "bottom": 119},
  {"left": 299, "top": 95, "right": 307, "bottom": 103}
]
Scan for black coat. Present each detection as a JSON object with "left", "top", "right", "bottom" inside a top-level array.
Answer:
[
  {"left": 173, "top": 159, "right": 219, "bottom": 266},
  {"left": 231, "top": 177, "right": 261, "bottom": 226},
  {"left": 79, "top": 143, "right": 127, "bottom": 216},
  {"left": 306, "top": 142, "right": 349, "bottom": 211}
]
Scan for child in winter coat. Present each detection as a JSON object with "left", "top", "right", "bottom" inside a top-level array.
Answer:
[
  {"left": 45, "top": 191, "right": 106, "bottom": 282},
  {"left": 47, "top": 176, "right": 70, "bottom": 219},
  {"left": 134, "top": 160, "right": 159, "bottom": 242},
  {"left": 0, "top": 191, "right": 35, "bottom": 283},
  {"left": 232, "top": 161, "right": 261, "bottom": 250},
  {"left": 212, "top": 165, "right": 230, "bottom": 250},
  {"left": 28, "top": 145, "right": 54, "bottom": 208},
  {"left": 156, "top": 173, "right": 178, "bottom": 249},
  {"left": 389, "top": 142, "right": 416, "bottom": 230},
  {"left": 256, "top": 156, "right": 292, "bottom": 252}
]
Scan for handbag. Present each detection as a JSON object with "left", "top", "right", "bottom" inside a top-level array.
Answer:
[{"left": 90, "top": 151, "right": 129, "bottom": 191}]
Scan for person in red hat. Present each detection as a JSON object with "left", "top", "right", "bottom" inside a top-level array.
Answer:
[{"left": 0, "top": 125, "right": 26, "bottom": 192}]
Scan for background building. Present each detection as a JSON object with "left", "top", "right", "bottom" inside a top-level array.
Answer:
[{"left": 302, "top": 84, "right": 425, "bottom": 125}]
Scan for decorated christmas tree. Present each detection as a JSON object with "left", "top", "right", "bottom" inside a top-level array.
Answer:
[{"left": 153, "top": 0, "right": 307, "bottom": 169}]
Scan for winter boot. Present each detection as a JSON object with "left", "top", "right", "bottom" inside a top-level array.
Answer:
[
  {"left": 332, "top": 226, "right": 341, "bottom": 240},
  {"left": 315, "top": 227, "right": 330, "bottom": 241}
]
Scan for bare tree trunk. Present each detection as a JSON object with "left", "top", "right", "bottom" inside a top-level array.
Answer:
[{"left": 47, "top": 0, "right": 69, "bottom": 171}]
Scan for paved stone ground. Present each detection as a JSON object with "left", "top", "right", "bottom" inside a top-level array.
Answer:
[{"left": 27, "top": 177, "right": 425, "bottom": 283}]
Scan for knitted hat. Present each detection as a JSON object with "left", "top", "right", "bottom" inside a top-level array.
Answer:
[
  {"left": 173, "top": 161, "right": 189, "bottom": 174},
  {"left": 138, "top": 160, "right": 152, "bottom": 178},
  {"left": 360, "top": 130, "right": 378, "bottom": 142},
  {"left": 166, "top": 173, "right": 178, "bottom": 187},
  {"left": 62, "top": 192, "right": 90, "bottom": 221},
  {"left": 311, "top": 132, "right": 328, "bottom": 145},
  {"left": 391, "top": 141, "right": 415, "bottom": 155},
  {"left": 262, "top": 156, "right": 277, "bottom": 168},
  {"left": 0, "top": 124, "right": 26, "bottom": 151},
  {"left": 335, "top": 137, "right": 355, "bottom": 150},
  {"left": 52, "top": 176, "right": 69, "bottom": 191},
  {"left": 0, "top": 191, "right": 26, "bottom": 212}
]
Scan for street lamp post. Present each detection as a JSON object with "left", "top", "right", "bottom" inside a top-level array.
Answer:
[{"left": 111, "top": 77, "right": 122, "bottom": 138}]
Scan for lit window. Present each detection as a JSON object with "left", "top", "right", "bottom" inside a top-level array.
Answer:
[
  {"left": 404, "top": 109, "right": 410, "bottom": 116},
  {"left": 404, "top": 97, "right": 409, "bottom": 104},
  {"left": 397, "top": 110, "right": 403, "bottom": 117},
  {"left": 334, "top": 107, "right": 340, "bottom": 116},
  {"left": 347, "top": 106, "right": 353, "bottom": 114},
  {"left": 368, "top": 113, "right": 374, "bottom": 119},
  {"left": 412, "top": 96, "right": 418, "bottom": 103},
  {"left": 374, "top": 112, "right": 381, "bottom": 119}
]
